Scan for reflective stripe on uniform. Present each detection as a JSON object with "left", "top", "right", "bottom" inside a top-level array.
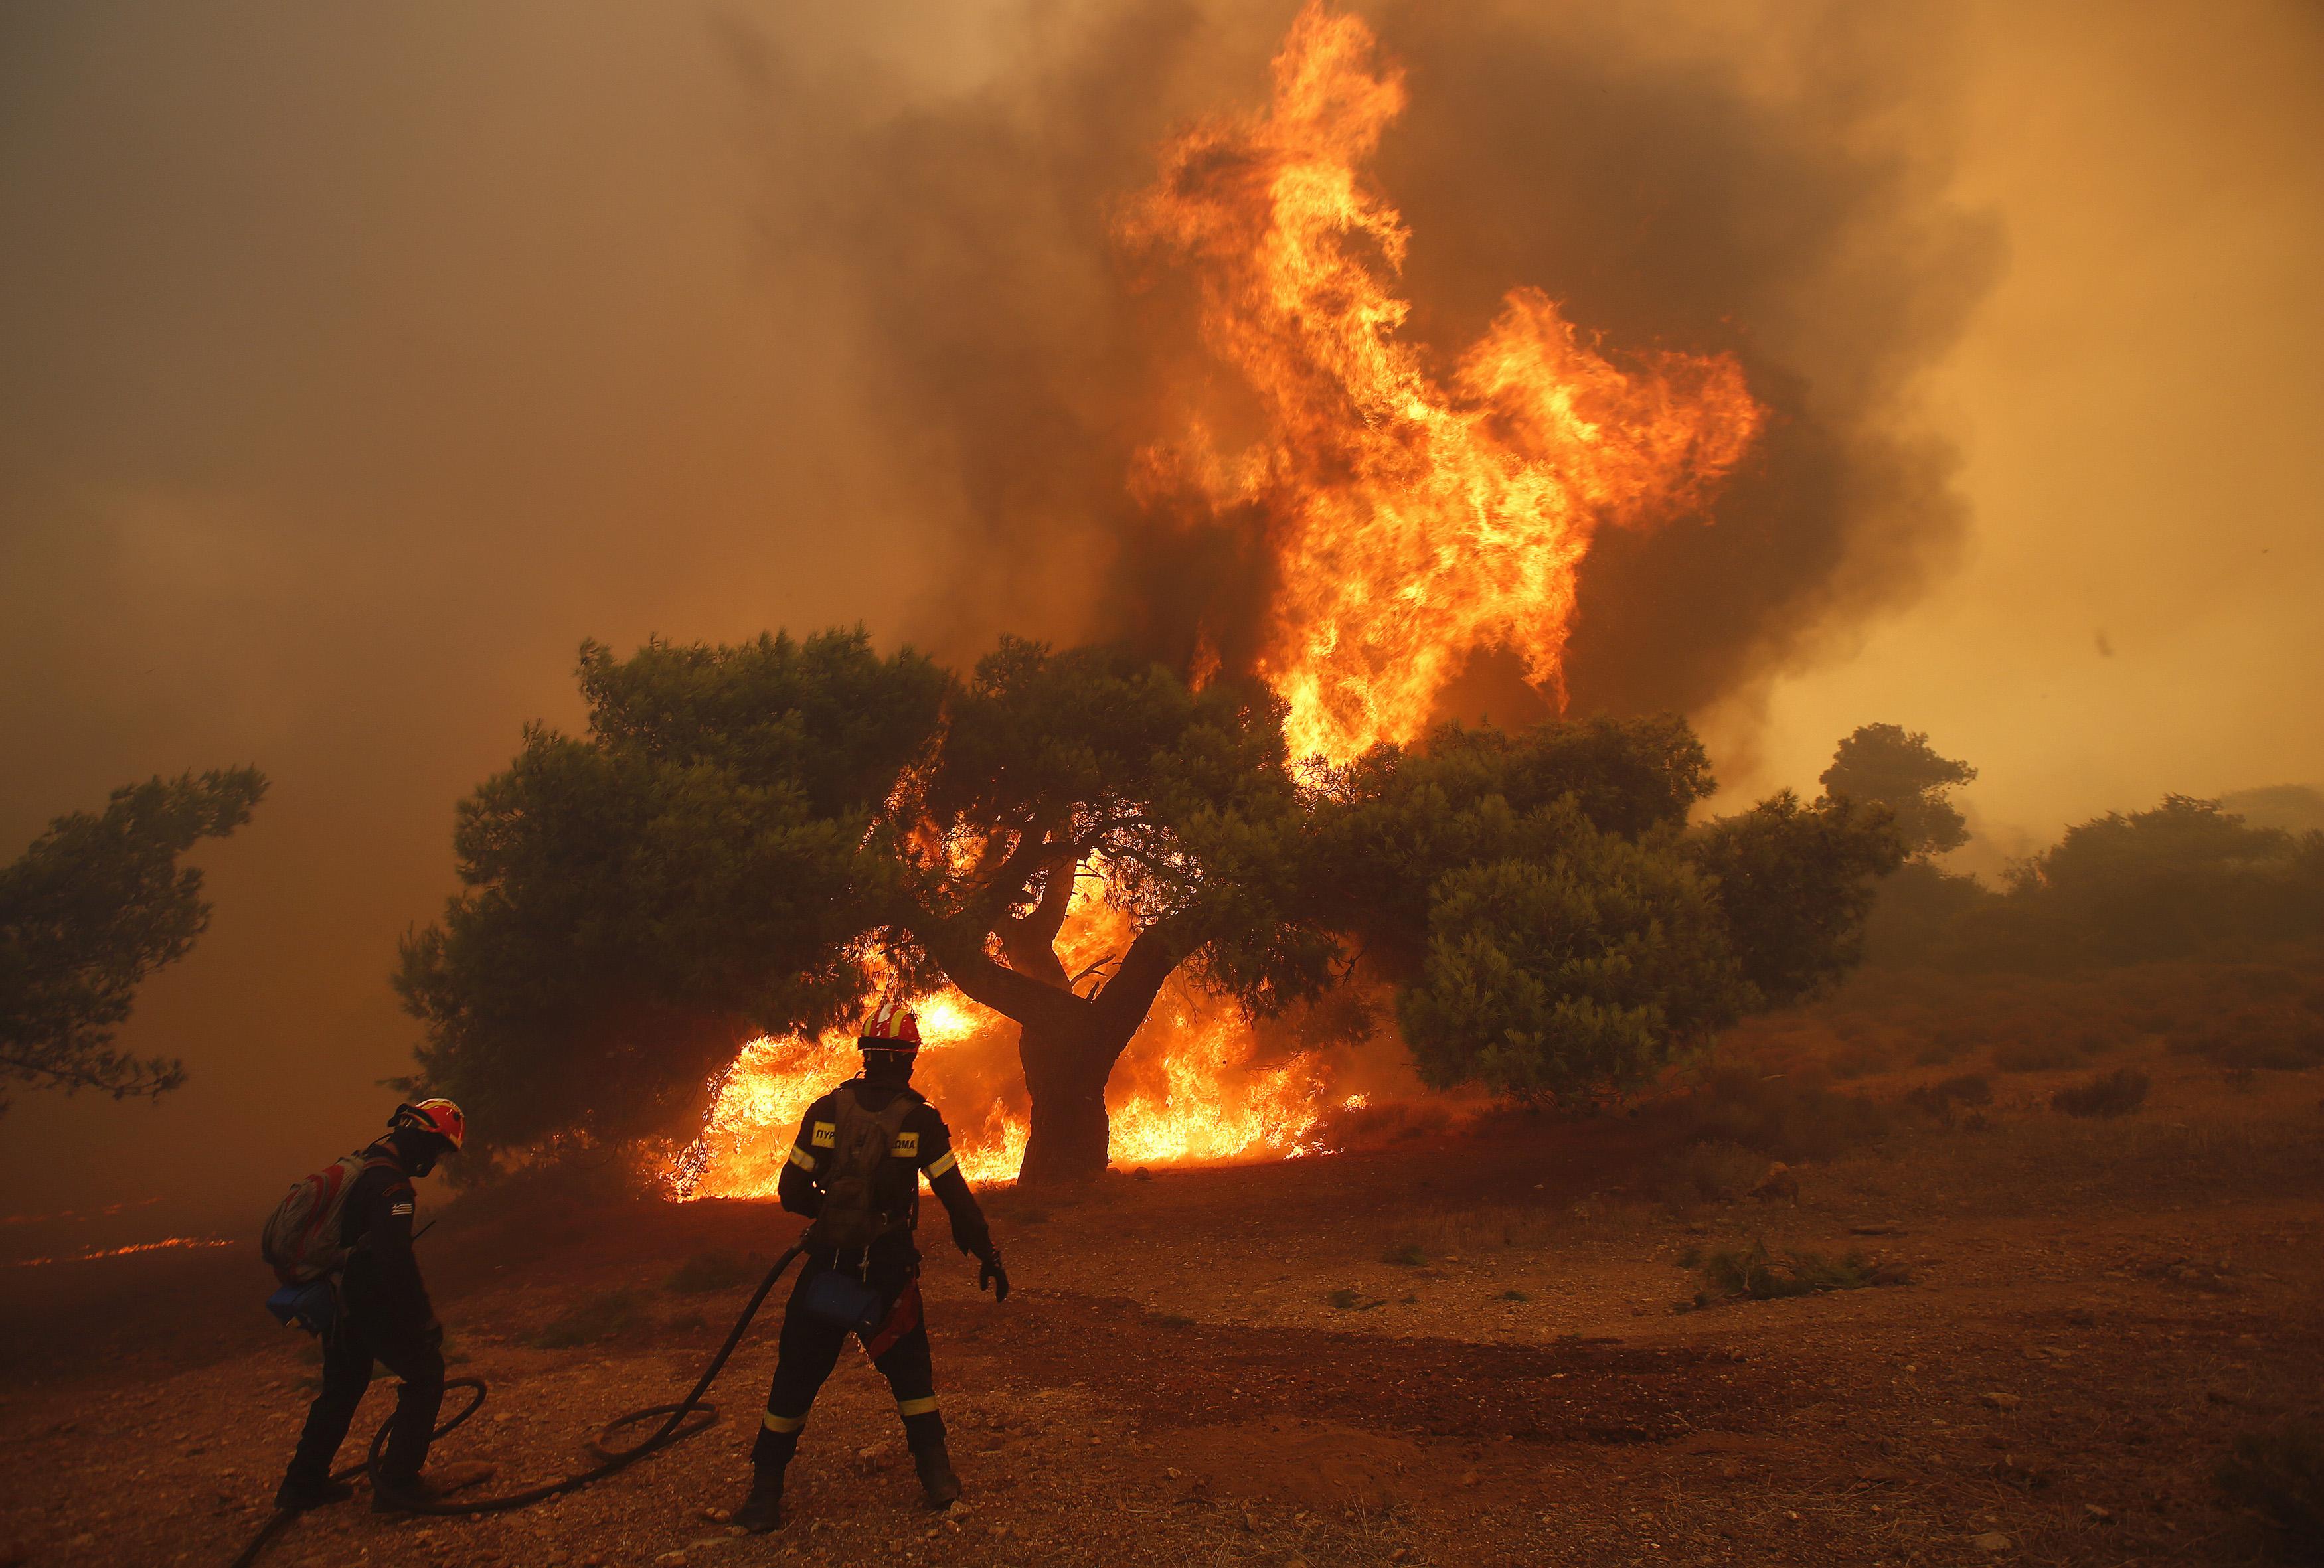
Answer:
[
  {"left": 895, "top": 1395, "right": 940, "bottom": 1418},
  {"left": 925, "top": 1150, "right": 958, "bottom": 1179},
  {"left": 786, "top": 1144, "right": 815, "bottom": 1172},
  {"left": 762, "top": 1410, "right": 807, "bottom": 1433}
]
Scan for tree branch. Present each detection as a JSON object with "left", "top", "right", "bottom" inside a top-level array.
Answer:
[{"left": 1090, "top": 914, "right": 1193, "bottom": 1042}]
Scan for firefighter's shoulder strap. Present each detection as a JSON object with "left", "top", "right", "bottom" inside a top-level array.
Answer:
[{"left": 805, "top": 1082, "right": 918, "bottom": 1251}]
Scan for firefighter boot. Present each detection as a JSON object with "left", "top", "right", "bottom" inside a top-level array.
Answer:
[
  {"left": 371, "top": 1461, "right": 498, "bottom": 1513},
  {"left": 914, "top": 1440, "right": 962, "bottom": 1510},
  {"left": 734, "top": 1465, "right": 786, "bottom": 1534},
  {"left": 274, "top": 1474, "right": 355, "bottom": 1512}
]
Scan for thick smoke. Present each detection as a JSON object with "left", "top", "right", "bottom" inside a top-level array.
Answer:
[{"left": 724, "top": 0, "right": 1999, "bottom": 720}]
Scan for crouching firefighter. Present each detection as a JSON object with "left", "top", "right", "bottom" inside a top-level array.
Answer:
[
  {"left": 732, "top": 1001, "right": 1010, "bottom": 1533},
  {"left": 263, "top": 1098, "right": 491, "bottom": 1513}
]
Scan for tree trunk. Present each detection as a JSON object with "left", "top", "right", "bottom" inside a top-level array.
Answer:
[
  {"left": 1013, "top": 1014, "right": 1132, "bottom": 1186},
  {"left": 912, "top": 864, "right": 1190, "bottom": 1187}
]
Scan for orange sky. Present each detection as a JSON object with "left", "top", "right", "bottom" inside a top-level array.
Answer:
[{"left": 2, "top": 0, "right": 2317, "bottom": 1233}]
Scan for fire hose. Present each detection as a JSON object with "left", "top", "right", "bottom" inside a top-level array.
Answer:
[{"left": 226, "top": 1241, "right": 805, "bottom": 1568}]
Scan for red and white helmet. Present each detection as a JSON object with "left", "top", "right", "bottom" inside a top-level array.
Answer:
[
  {"left": 392, "top": 1097, "right": 467, "bottom": 1151},
  {"left": 859, "top": 1000, "right": 921, "bottom": 1051}
]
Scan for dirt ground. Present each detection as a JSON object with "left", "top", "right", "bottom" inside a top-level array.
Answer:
[{"left": 4, "top": 1046, "right": 2321, "bottom": 1568}]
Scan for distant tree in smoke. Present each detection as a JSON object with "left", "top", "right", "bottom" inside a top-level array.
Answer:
[
  {"left": 0, "top": 769, "right": 268, "bottom": 1113},
  {"left": 1820, "top": 722, "right": 1977, "bottom": 858}
]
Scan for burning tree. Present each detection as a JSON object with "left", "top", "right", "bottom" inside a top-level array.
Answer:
[{"left": 396, "top": 631, "right": 1340, "bottom": 1182}]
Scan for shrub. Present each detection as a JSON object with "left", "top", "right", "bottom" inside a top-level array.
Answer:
[
  {"left": 1993, "top": 1036, "right": 2084, "bottom": 1073},
  {"left": 1900, "top": 1073, "right": 1992, "bottom": 1121},
  {"left": 2173, "top": 1006, "right": 2324, "bottom": 1071},
  {"left": 2051, "top": 1068, "right": 2151, "bottom": 1119},
  {"left": 2215, "top": 1423, "right": 2324, "bottom": 1561},
  {"left": 1671, "top": 1067, "right": 1890, "bottom": 1162},
  {"left": 1683, "top": 1238, "right": 1907, "bottom": 1308},
  {"left": 665, "top": 1251, "right": 761, "bottom": 1294},
  {"left": 1382, "top": 1243, "right": 1427, "bottom": 1267},
  {"left": 1654, "top": 1140, "right": 1768, "bottom": 1208}
]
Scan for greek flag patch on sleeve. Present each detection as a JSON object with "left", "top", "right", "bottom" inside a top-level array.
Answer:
[{"left": 389, "top": 1202, "right": 414, "bottom": 1217}]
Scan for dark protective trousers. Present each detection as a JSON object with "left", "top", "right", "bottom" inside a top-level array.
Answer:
[
  {"left": 752, "top": 1251, "right": 943, "bottom": 1474},
  {"left": 284, "top": 1303, "right": 446, "bottom": 1486}
]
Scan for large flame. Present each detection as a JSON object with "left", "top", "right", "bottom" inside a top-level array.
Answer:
[
  {"left": 662, "top": 891, "right": 1331, "bottom": 1196},
  {"left": 1122, "top": 3, "right": 1763, "bottom": 763},
  {"left": 669, "top": 3, "right": 1762, "bottom": 1194}
]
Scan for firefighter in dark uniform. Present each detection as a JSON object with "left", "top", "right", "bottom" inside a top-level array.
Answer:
[
  {"left": 733, "top": 1001, "right": 1009, "bottom": 1533},
  {"left": 276, "top": 1099, "right": 491, "bottom": 1512}
]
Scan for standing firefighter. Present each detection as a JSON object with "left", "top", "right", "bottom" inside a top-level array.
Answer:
[
  {"left": 266, "top": 1099, "right": 489, "bottom": 1512},
  {"left": 733, "top": 1001, "right": 1010, "bottom": 1533}
]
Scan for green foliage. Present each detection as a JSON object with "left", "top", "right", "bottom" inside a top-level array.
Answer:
[
  {"left": 1315, "top": 716, "right": 1715, "bottom": 979},
  {"left": 2216, "top": 1423, "right": 2324, "bottom": 1561},
  {"left": 400, "top": 629, "right": 1343, "bottom": 1161},
  {"left": 1820, "top": 722, "right": 1976, "bottom": 857},
  {"left": 2051, "top": 1067, "right": 2150, "bottom": 1118},
  {"left": 1685, "top": 791, "right": 1907, "bottom": 1006},
  {"left": 1397, "top": 803, "right": 1752, "bottom": 1099},
  {"left": 917, "top": 638, "right": 1339, "bottom": 1016},
  {"left": 398, "top": 629, "right": 943, "bottom": 1152},
  {"left": 0, "top": 768, "right": 267, "bottom": 1111}
]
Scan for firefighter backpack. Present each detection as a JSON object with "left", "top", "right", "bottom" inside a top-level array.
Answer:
[
  {"left": 261, "top": 1150, "right": 394, "bottom": 1285},
  {"left": 807, "top": 1085, "right": 919, "bottom": 1251}
]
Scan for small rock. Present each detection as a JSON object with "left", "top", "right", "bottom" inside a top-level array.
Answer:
[
  {"left": 1977, "top": 1391, "right": 2021, "bottom": 1411},
  {"left": 655, "top": 1553, "right": 687, "bottom": 1567},
  {"left": 1971, "top": 1531, "right": 2013, "bottom": 1553},
  {"left": 1165, "top": 1466, "right": 1181, "bottom": 1480},
  {"left": 1459, "top": 1470, "right": 1480, "bottom": 1488},
  {"left": 2085, "top": 1504, "right": 2114, "bottom": 1522},
  {"left": 701, "top": 1506, "right": 730, "bottom": 1522},
  {"left": 1244, "top": 1512, "right": 1260, "bottom": 1532}
]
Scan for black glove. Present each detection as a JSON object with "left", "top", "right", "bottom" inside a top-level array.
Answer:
[{"left": 978, "top": 1248, "right": 1010, "bottom": 1303}]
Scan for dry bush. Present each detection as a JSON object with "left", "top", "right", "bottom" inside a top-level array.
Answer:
[
  {"left": 1993, "top": 1035, "right": 2086, "bottom": 1073},
  {"left": 2216, "top": 1423, "right": 2324, "bottom": 1562},
  {"left": 1899, "top": 1073, "right": 1992, "bottom": 1123},
  {"left": 1678, "top": 1237, "right": 1907, "bottom": 1308},
  {"left": 1653, "top": 1140, "right": 1768, "bottom": 1208},
  {"left": 1659, "top": 1067, "right": 1892, "bottom": 1163},
  {"left": 2173, "top": 1003, "right": 2324, "bottom": 1072},
  {"left": 2051, "top": 1067, "right": 2151, "bottom": 1119}
]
